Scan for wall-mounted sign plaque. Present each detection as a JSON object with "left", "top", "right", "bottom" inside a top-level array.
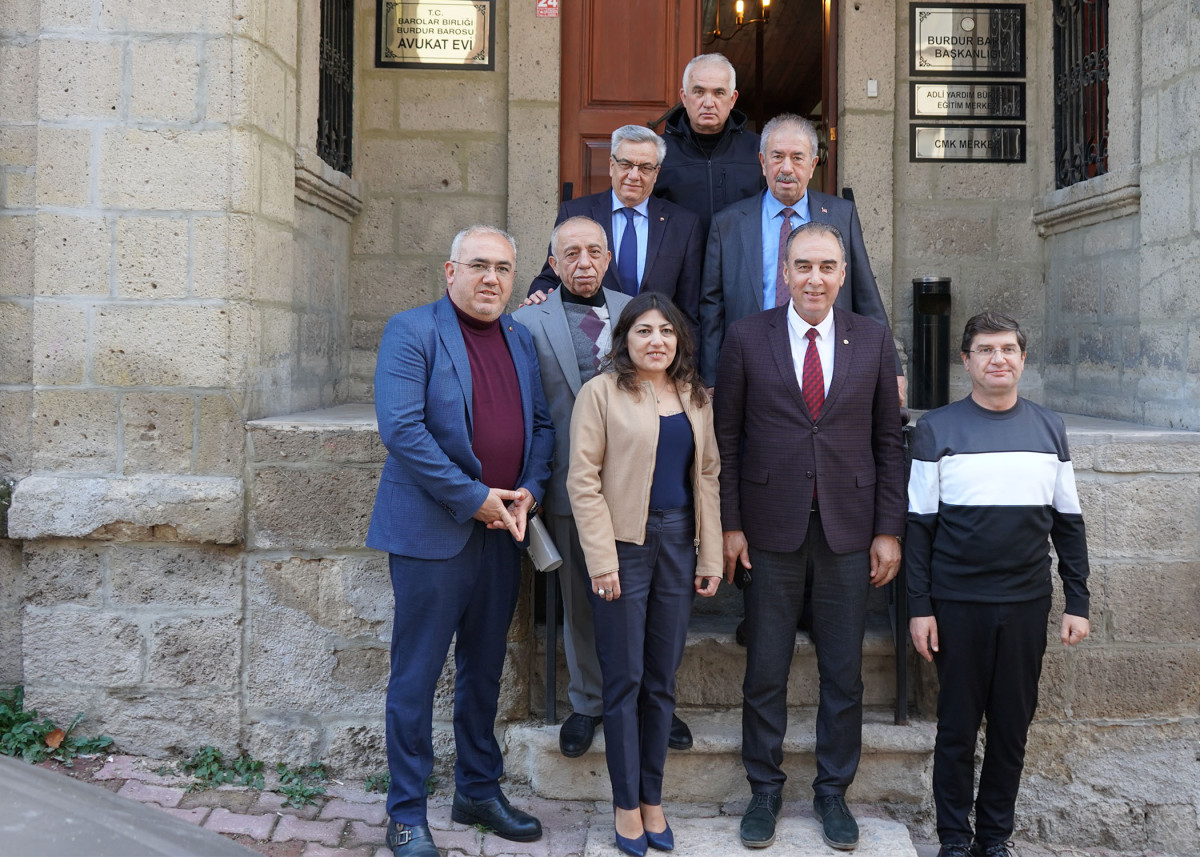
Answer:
[
  {"left": 911, "top": 4, "right": 1025, "bottom": 77},
  {"left": 376, "top": 0, "right": 495, "bottom": 70},
  {"left": 910, "top": 125, "right": 1026, "bottom": 162},
  {"left": 911, "top": 82, "right": 1025, "bottom": 119}
]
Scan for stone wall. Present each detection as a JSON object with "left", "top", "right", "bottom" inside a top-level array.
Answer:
[
  {"left": 1039, "top": 1, "right": 1199, "bottom": 431},
  {"left": 889, "top": 2, "right": 1051, "bottom": 404},
  {"left": 912, "top": 415, "right": 1200, "bottom": 853}
]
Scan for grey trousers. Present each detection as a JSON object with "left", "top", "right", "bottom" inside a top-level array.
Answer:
[{"left": 549, "top": 513, "right": 604, "bottom": 718}]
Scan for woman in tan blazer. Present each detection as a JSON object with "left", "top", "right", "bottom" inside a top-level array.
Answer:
[{"left": 567, "top": 292, "right": 722, "bottom": 855}]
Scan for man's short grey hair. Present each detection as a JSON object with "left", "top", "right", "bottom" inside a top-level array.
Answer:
[
  {"left": 785, "top": 221, "right": 847, "bottom": 265},
  {"left": 611, "top": 125, "right": 667, "bottom": 165},
  {"left": 449, "top": 225, "right": 517, "bottom": 262},
  {"left": 550, "top": 215, "right": 609, "bottom": 257},
  {"left": 759, "top": 113, "right": 820, "bottom": 160},
  {"left": 682, "top": 53, "right": 737, "bottom": 92}
]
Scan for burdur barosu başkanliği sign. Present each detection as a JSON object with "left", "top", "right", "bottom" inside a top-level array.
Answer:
[{"left": 376, "top": 0, "right": 495, "bottom": 70}]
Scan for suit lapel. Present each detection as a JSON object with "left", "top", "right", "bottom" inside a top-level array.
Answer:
[
  {"left": 807, "top": 189, "right": 833, "bottom": 225},
  {"left": 435, "top": 295, "right": 473, "bottom": 428},
  {"left": 644, "top": 197, "right": 667, "bottom": 284},
  {"left": 766, "top": 308, "right": 812, "bottom": 423},
  {"left": 542, "top": 288, "right": 585, "bottom": 395},
  {"left": 824, "top": 308, "right": 854, "bottom": 414},
  {"left": 589, "top": 193, "right": 622, "bottom": 293},
  {"left": 737, "top": 199, "right": 764, "bottom": 312}
]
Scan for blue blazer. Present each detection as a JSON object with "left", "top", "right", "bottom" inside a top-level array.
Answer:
[{"left": 366, "top": 295, "right": 556, "bottom": 560}]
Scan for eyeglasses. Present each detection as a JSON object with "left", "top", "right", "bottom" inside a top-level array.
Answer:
[
  {"left": 969, "top": 345, "right": 1022, "bottom": 357},
  {"left": 451, "top": 260, "right": 514, "bottom": 278},
  {"left": 611, "top": 157, "right": 660, "bottom": 177}
]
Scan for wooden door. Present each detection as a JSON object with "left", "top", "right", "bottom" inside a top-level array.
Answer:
[{"left": 559, "top": 0, "right": 700, "bottom": 199}]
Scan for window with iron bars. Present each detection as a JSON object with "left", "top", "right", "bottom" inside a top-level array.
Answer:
[
  {"left": 1053, "top": 0, "right": 1108, "bottom": 188},
  {"left": 318, "top": 0, "right": 353, "bottom": 175}
]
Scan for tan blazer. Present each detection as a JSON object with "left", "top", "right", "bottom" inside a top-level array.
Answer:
[{"left": 567, "top": 371, "right": 722, "bottom": 580}]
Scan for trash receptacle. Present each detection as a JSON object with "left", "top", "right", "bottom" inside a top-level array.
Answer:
[{"left": 911, "top": 277, "right": 951, "bottom": 410}]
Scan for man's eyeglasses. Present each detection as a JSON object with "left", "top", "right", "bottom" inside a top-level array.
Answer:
[
  {"left": 451, "top": 260, "right": 514, "bottom": 278},
  {"left": 611, "top": 157, "right": 660, "bottom": 177},
  {"left": 968, "top": 345, "right": 1022, "bottom": 357}
]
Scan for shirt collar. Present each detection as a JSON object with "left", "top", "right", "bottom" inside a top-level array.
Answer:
[
  {"left": 611, "top": 190, "right": 650, "bottom": 217},
  {"left": 763, "top": 188, "right": 811, "bottom": 222},
  {"left": 787, "top": 301, "right": 834, "bottom": 340}
]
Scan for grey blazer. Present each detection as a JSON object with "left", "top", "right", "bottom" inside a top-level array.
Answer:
[{"left": 512, "top": 287, "right": 633, "bottom": 515}]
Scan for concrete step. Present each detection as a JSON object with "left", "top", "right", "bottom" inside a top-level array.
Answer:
[
  {"left": 582, "top": 813, "right": 918, "bottom": 856},
  {"left": 505, "top": 708, "right": 936, "bottom": 806},
  {"left": 533, "top": 613, "right": 909, "bottom": 713}
]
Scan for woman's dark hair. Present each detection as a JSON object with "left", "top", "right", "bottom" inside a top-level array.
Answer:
[{"left": 603, "top": 292, "right": 708, "bottom": 408}]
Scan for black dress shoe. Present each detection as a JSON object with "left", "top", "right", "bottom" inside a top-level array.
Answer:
[
  {"left": 976, "top": 842, "right": 1016, "bottom": 857},
  {"left": 937, "top": 845, "right": 975, "bottom": 857},
  {"left": 813, "top": 794, "right": 859, "bottom": 850},
  {"left": 667, "top": 714, "right": 692, "bottom": 750},
  {"left": 740, "top": 792, "right": 782, "bottom": 848},
  {"left": 559, "top": 712, "right": 602, "bottom": 757},
  {"left": 451, "top": 791, "right": 543, "bottom": 842},
  {"left": 385, "top": 821, "right": 439, "bottom": 857}
]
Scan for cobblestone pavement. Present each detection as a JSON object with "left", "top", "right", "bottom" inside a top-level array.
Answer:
[{"left": 32, "top": 755, "right": 1178, "bottom": 857}]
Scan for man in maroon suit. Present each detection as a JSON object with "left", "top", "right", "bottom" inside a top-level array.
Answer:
[{"left": 714, "top": 222, "right": 905, "bottom": 851}]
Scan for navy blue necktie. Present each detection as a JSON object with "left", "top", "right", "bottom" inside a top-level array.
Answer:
[{"left": 616, "top": 207, "right": 639, "bottom": 296}]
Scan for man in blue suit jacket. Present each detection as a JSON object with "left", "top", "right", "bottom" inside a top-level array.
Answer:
[
  {"left": 527, "top": 125, "right": 703, "bottom": 336},
  {"left": 699, "top": 114, "right": 906, "bottom": 403},
  {"left": 367, "top": 226, "right": 555, "bottom": 857}
]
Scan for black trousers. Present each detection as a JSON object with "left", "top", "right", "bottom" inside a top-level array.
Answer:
[
  {"left": 932, "top": 596, "right": 1051, "bottom": 848},
  {"left": 741, "top": 510, "right": 870, "bottom": 798},
  {"left": 591, "top": 507, "right": 696, "bottom": 810}
]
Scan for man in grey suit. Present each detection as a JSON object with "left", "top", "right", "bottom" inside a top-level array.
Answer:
[
  {"left": 699, "top": 114, "right": 905, "bottom": 404},
  {"left": 513, "top": 218, "right": 634, "bottom": 758}
]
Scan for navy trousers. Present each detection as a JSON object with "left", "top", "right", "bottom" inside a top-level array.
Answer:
[
  {"left": 741, "top": 510, "right": 870, "bottom": 798},
  {"left": 385, "top": 522, "right": 522, "bottom": 825},
  {"left": 591, "top": 507, "right": 695, "bottom": 810},
  {"left": 932, "top": 596, "right": 1050, "bottom": 849}
]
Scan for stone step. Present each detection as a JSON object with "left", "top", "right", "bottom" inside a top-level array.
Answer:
[
  {"left": 582, "top": 814, "right": 918, "bottom": 856},
  {"left": 505, "top": 708, "right": 936, "bottom": 806},
  {"left": 533, "top": 613, "right": 909, "bottom": 713}
]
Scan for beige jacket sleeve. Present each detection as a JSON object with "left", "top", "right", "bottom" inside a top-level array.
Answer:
[
  {"left": 691, "top": 395, "right": 723, "bottom": 579},
  {"left": 567, "top": 377, "right": 621, "bottom": 578}
]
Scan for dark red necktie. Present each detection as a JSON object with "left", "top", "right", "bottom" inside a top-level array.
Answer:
[
  {"left": 774, "top": 207, "right": 796, "bottom": 307},
  {"left": 803, "top": 327, "right": 824, "bottom": 419}
]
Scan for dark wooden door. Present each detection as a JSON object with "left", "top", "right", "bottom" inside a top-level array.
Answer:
[{"left": 559, "top": 0, "right": 701, "bottom": 198}]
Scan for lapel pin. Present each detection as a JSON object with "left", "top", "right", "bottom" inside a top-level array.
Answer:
[
  {"left": 821, "top": 207, "right": 829, "bottom": 214},
  {"left": 843, "top": 339, "right": 849, "bottom": 344}
]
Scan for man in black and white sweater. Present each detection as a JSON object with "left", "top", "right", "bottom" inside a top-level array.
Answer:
[{"left": 906, "top": 311, "right": 1091, "bottom": 857}]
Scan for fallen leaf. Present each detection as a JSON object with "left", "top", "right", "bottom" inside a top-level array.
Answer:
[{"left": 45, "top": 728, "right": 65, "bottom": 749}]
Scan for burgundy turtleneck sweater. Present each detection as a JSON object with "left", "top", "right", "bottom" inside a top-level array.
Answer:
[{"left": 452, "top": 300, "right": 524, "bottom": 491}]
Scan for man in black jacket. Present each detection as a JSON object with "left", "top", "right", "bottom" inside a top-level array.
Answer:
[{"left": 654, "top": 53, "right": 764, "bottom": 240}]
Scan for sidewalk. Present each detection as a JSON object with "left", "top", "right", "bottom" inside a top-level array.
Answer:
[{"left": 33, "top": 754, "right": 1173, "bottom": 857}]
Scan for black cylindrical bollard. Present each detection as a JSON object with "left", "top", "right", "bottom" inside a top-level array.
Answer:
[{"left": 911, "top": 277, "right": 951, "bottom": 410}]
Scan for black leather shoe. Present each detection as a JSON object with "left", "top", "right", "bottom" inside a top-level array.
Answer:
[
  {"left": 559, "top": 712, "right": 602, "bottom": 757},
  {"left": 667, "top": 714, "right": 692, "bottom": 750},
  {"left": 385, "top": 821, "right": 439, "bottom": 857},
  {"left": 740, "top": 792, "right": 782, "bottom": 848},
  {"left": 976, "top": 842, "right": 1016, "bottom": 857},
  {"left": 451, "top": 791, "right": 542, "bottom": 842},
  {"left": 813, "top": 795, "right": 859, "bottom": 850},
  {"left": 937, "top": 845, "right": 975, "bottom": 857}
]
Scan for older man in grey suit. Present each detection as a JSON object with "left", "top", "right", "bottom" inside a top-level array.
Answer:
[{"left": 513, "top": 217, "right": 633, "bottom": 757}]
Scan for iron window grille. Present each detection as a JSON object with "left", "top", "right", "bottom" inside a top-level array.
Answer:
[
  {"left": 318, "top": 0, "right": 354, "bottom": 175},
  {"left": 1053, "top": 0, "right": 1109, "bottom": 188}
]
